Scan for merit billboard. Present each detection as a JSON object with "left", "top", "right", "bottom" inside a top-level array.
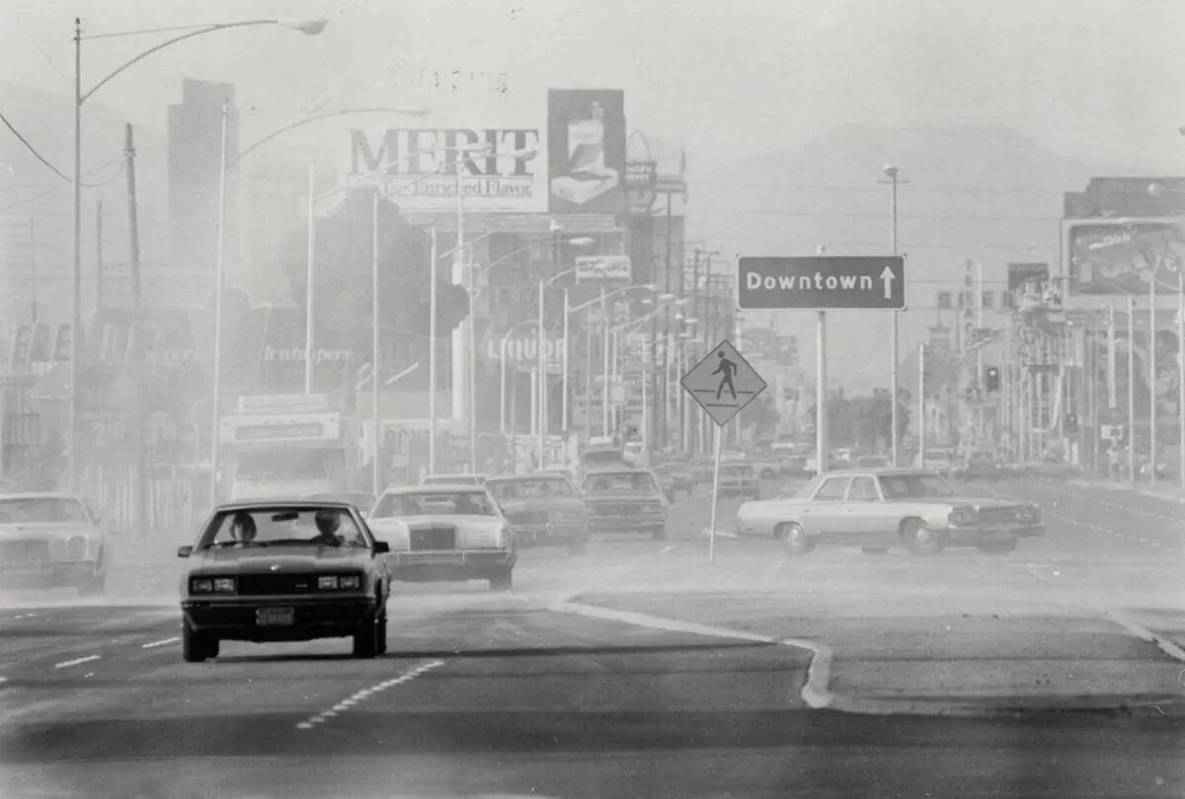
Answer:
[
  {"left": 346, "top": 125, "right": 547, "bottom": 213},
  {"left": 548, "top": 89, "right": 627, "bottom": 214},
  {"left": 738, "top": 256, "right": 906, "bottom": 310}
]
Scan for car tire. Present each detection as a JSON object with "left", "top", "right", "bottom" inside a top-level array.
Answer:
[
  {"left": 182, "top": 620, "right": 216, "bottom": 663},
  {"left": 352, "top": 615, "right": 379, "bottom": 658},
  {"left": 776, "top": 522, "right": 813, "bottom": 554},
  {"left": 977, "top": 538, "right": 1018, "bottom": 555},
  {"left": 901, "top": 518, "right": 944, "bottom": 555},
  {"left": 488, "top": 568, "right": 513, "bottom": 591}
]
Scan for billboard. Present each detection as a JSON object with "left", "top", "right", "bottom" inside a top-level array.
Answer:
[
  {"left": 575, "top": 255, "right": 631, "bottom": 284},
  {"left": 548, "top": 89, "right": 627, "bottom": 214},
  {"left": 1063, "top": 219, "right": 1184, "bottom": 294},
  {"left": 346, "top": 125, "right": 546, "bottom": 213}
]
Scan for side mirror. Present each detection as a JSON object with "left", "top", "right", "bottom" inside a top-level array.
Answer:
[
  {"left": 373, "top": 541, "right": 390, "bottom": 554},
  {"left": 177, "top": 545, "right": 193, "bottom": 558}
]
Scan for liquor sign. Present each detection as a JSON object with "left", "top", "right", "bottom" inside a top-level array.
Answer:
[{"left": 346, "top": 125, "right": 547, "bottom": 213}]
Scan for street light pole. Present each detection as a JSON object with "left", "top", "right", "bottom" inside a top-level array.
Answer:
[
  {"left": 1178, "top": 270, "right": 1184, "bottom": 493},
  {"left": 884, "top": 165, "right": 901, "bottom": 466},
  {"left": 1150, "top": 269, "right": 1158, "bottom": 486},
  {"left": 537, "top": 276, "right": 546, "bottom": 469},
  {"left": 601, "top": 289, "right": 610, "bottom": 437},
  {"left": 428, "top": 227, "right": 438, "bottom": 475},
  {"left": 562, "top": 287, "right": 570, "bottom": 439},
  {"left": 371, "top": 190, "right": 381, "bottom": 495},
  {"left": 305, "top": 163, "right": 315, "bottom": 394},
  {"left": 209, "top": 103, "right": 229, "bottom": 506},
  {"left": 70, "top": 18, "right": 82, "bottom": 492}
]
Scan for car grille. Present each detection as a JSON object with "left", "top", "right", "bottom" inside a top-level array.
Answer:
[
  {"left": 0, "top": 540, "right": 50, "bottom": 569},
  {"left": 508, "top": 511, "right": 549, "bottom": 527},
  {"left": 978, "top": 506, "right": 1022, "bottom": 524},
  {"left": 237, "top": 574, "right": 320, "bottom": 595},
  {"left": 589, "top": 503, "right": 637, "bottom": 516},
  {"left": 409, "top": 524, "right": 457, "bottom": 551}
]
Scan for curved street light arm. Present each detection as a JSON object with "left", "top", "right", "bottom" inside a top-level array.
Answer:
[
  {"left": 81, "top": 20, "right": 279, "bottom": 104},
  {"left": 235, "top": 107, "right": 430, "bottom": 164}
]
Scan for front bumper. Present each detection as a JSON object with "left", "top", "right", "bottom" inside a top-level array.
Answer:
[
  {"left": 388, "top": 548, "right": 516, "bottom": 581},
  {"left": 588, "top": 514, "right": 666, "bottom": 534},
  {"left": 945, "top": 523, "right": 1045, "bottom": 543},
  {"left": 180, "top": 595, "right": 375, "bottom": 642}
]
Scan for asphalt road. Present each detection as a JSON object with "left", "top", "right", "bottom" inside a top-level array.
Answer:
[{"left": 1, "top": 476, "right": 1183, "bottom": 797}]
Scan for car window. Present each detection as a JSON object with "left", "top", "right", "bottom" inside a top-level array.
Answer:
[
  {"left": 813, "top": 477, "right": 850, "bottom": 502},
  {"left": 486, "top": 478, "right": 575, "bottom": 500},
  {"left": 199, "top": 507, "right": 368, "bottom": 549},
  {"left": 879, "top": 474, "right": 960, "bottom": 499},
  {"left": 0, "top": 497, "right": 89, "bottom": 523},
  {"left": 847, "top": 477, "right": 880, "bottom": 502},
  {"left": 372, "top": 491, "right": 499, "bottom": 517}
]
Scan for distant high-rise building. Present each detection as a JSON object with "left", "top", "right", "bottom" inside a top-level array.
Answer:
[{"left": 168, "top": 79, "right": 239, "bottom": 279}]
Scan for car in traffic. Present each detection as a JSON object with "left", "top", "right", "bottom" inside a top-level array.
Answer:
[
  {"left": 733, "top": 468, "right": 1043, "bottom": 555},
  {"left": 690, "top": 457, "right": 715, "bottom": 484},
  {"left": 422, "top": 473, "right": 487, "bottom": 487},
  {"left": 746, "top": 453, "right": 782, "bottom": 479},
  {"left": 484, "top": 474, "right": 589, "bottom": 553},
  {"left": 913, "top": 448, "right": 956, "bottom": 476},
  {"left": 953, "top": 452, "right": 1006, "bottom": 482},
  {"left": 367, "top": 485, "right": 517, "bottom": 589},
  {"left": 176, "top": 500, "right": 392, "bottom": 662},
  {"left": 717, "top": 462, "right": 761, "bottom": 499},
  {"left": 307, "top": 491, "right": 377, "bottom": 514},
  {"left": 661, "top": 459, "right": 695, "bottom": 497},
  {"left": 0, "top": 492, "right": 110, "bottom": 595},
  {"left": 579, "top": 469, "right": 669, "bottom": 540}
]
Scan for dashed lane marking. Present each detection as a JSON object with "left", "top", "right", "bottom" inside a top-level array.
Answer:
[
  {"left": 54, "top": 655, "right": 100, "bottom": 669},
  {"left": 295, "top": 660, "right": 444, "bottom": 730},
  {"left": 141, "top": 637, "right": 180, "bottom": 649}
]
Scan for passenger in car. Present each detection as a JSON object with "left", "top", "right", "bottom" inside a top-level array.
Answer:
[{"left": 231, "top": 512, "right": 256, "bottom": 546}]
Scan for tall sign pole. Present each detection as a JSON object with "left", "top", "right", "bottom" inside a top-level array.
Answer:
[
  {"left": 371, "top": 190, "right": 381, "bottom": 495},
  {"left": 681, "top": 339, "right": 767, "bottom": 564},
  {"left": 1127, "top": 295, "right": 1136, "bottom": 482},
  {"left": 305, "top": 163, "right": 316, "bottom": 395}
]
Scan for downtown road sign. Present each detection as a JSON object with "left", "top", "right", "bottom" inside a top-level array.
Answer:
[
  {"left": 681, "top": 339, "right": 767, "bottom": 427},
  {"left": 737, "top": 256, "right": 906, "bottom": 310}
]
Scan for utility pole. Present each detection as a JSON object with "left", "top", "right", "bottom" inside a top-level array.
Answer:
[
  {"left": 124, "top": 123, "right": 146, "bottom": 536},
  {"left": 94, "top": 203, "right": 102, "bottom": 314}
]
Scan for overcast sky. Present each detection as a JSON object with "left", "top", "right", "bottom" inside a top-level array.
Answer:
[{"left": 3, "top": 0, "right": 1185, "bottom": 172}]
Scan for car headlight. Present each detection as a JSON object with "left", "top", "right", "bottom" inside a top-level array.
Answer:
[
  {"left": 947, "top": 506, "right": 977, "bottom": 526},
  {"left": 191, "top": 578, "right": 213, "bottom": 593},
  {"left": 318, "top": 576, "right": 339, "bottom": 590},
  {"left": 339, "top": 575, "right": 361, "bottom": 590},
  {"left": 190, "top": 577, "right": 233, "bottom": 593},
  {"left": 212, "top": 577, "right": 235, "bottom": 593}
]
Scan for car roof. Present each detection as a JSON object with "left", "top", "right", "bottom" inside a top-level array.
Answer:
[
  {"left": 212, "top": 498, "right": 358, "bottom": 512},
  {"left": 382, "top": 484, "right": 490, "bottom": 495},
  {"left": 0, "top": 492, "right": 84, "bottom": 501}
]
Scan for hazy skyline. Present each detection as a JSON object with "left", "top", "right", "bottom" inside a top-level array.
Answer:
[{"left": 3, "top": 0, "right": 1184, "bottom": 174}]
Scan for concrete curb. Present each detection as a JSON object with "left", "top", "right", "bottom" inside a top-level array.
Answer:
[
  {"left": 1063, "top": 478, "right": 1185, "bottom": 505},
  {"left": 553, "top": 595, "right": 1185, "bottom": 718}
]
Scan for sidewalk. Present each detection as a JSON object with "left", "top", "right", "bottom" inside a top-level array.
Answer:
[{"left": 1064, "top": 477, "right": 1185, "bottom": 505}]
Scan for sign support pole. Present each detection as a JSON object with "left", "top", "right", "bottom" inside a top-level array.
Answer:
[
  {"left": 816, "top": 311, "right": 827, "bottom": 478},
  {"left": 709, "top": 423, "right": 721, "bottom": 564}
]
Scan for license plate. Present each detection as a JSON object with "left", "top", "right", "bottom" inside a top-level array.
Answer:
[{"left": 256, "top": 607, "right": 295, "bottom": 626}]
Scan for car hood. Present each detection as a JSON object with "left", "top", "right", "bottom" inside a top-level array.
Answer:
[
  {"left": 187, "top": 545, "right": 374, "bottom": 574},
  {"left": 0, "top": 521, "right": 99, "bottom": 540},
  {"left": 367, "top": 514, "right": 506, "bottom": 550}
]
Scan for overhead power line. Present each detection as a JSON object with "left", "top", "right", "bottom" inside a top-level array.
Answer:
[{"left": 0, "top": 110, "right": 72, "bottom": 183}]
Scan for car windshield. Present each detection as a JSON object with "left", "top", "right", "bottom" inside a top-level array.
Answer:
[
  {"left": 372, "top": 491, "right": 499, "bottom": 517},
  {"left": 0, "top": 497, "right": 89, "bottom": 524},
  {"left": 581, "top": 472, "right": 659, "bottom": 494},
  {"left": 485, "top": 478, "right": 575, "bottom": 500},
  {"left": 198, "top": 506, "right": 368, "bottom": 549},
  {"left": 878, "top": 474, "right": 961, "bottom": 499}
]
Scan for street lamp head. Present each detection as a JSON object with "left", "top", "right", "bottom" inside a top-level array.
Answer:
[
  {"left": 566, "top": 236, "right": 595, "bottom": 247},
  {"left": 279, "top": 16, "right": 329, "bottom": 34},
  {"left": 657, "top": 292, "right": 676, "bottom": 302},
  {"left": 882, "top": 164, "right": 899, "bottom": 179}
]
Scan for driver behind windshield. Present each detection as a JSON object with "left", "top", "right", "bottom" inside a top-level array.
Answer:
[
  {"left": 311, "top": 508, "right": 344, "bottom": 546},
  {"left": 231, "top": 512, "right": 257, "bottom": 546}
]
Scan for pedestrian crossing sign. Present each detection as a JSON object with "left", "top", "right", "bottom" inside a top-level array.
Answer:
[{"left": 681, "top": 338, "right": 767, "bottom": 427}]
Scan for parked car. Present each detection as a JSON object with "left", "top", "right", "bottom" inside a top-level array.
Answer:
[
  {"left": 176, "top": 500, "right": 392, "bottom": 661},
  {"left": 580, "top": 469, "right": 668, "bottom": 540},
  {"left": 717, "top": 462, "right": 761, "bottom": 499},
  {"left": 690, "top": 457, "right": 715, "bottom": 484},
  {"left": 746, "top": 454, "right": 782, "bottom": 479},
  {"left": 0, "top": 492, "right": 110, "bottom": 595},
  {"left": 733, "top": 468, "right": 1043, "bottom": 555},
  {"left": 953, "top": 453, "right": 1005, "bottom": 482},
  {"left": 367, "top": 485, "right": 517, "bottom": 590},
  {"left": 663, "top": 460, "right": 695, "bottom": 496},
  {"left": 422, "top": 473, "right": 487, "bottom": 487},
  {"left": 484, "top": 474, "right": 589, "bottom": 553}
]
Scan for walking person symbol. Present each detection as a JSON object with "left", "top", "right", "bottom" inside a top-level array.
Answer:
[{"left": 712, "top": 351, "right": 737, "bottom": 400}]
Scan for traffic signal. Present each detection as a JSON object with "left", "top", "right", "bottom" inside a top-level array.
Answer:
[{"left": 984, "top": 365, "right": 1001, "bottom": 392}]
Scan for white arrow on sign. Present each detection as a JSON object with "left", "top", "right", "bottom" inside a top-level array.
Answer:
[{"left": 880, "top": 265, "right": 896, "bottom": 300}]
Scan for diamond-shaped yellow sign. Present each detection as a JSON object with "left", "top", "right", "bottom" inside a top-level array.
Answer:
[{"left": 681, "top": 339, "right": 767, "bottom": 427}]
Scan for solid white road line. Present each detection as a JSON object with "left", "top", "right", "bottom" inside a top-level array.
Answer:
[
  {"left": 141, "top": 636, "right": 180, "bottom": 649},
  {"left": 1106, "top": 610, "right": 1185, "bottom": 663},
  {"left": 54, "top": 655, "right": 101, "bottom": 669}
]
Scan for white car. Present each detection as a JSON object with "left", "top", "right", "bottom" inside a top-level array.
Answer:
[
  {"left": 367, "top": 485, "right": 517, "bottom": 590},
  {"left": 0, "top": 492, "right": 110, "bottom": 594}
]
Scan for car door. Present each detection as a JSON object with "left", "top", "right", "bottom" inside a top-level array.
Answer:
[
  {"left": 804, "top": 476, "right": 851, "bottom": 538},
  {"left": 843, "top": 475, "right": 888, "bottom": 544}
]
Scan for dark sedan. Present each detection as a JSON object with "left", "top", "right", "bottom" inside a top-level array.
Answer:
[{"left": 177, "top": 501, "right": 391, "bottom": 662}]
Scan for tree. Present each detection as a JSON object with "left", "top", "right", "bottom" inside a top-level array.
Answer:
[{"left": 278, "top": 190, "right": 468, "bottom": 365}]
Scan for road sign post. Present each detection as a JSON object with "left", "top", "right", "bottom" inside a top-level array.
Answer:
[{"left": 681, "top": 338, "right": 767, "bottom": 563}]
